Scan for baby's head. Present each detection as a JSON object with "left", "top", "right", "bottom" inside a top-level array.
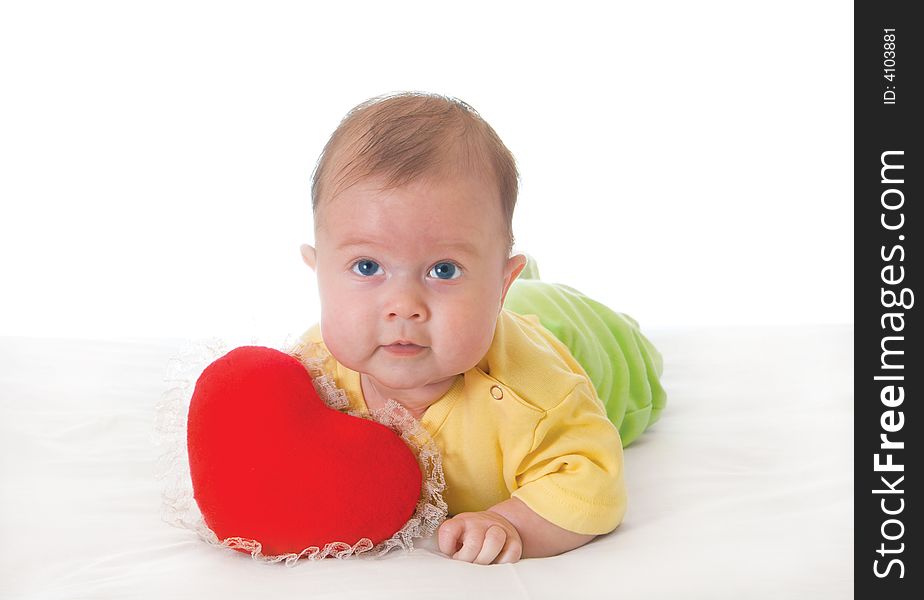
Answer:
[{"left": 301, "top": 92, "right": 527, "bottom": 393}]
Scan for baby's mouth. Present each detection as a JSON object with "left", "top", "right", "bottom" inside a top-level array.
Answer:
[{"left": 381, "top": 342, "right": 426, "bottom": 356}]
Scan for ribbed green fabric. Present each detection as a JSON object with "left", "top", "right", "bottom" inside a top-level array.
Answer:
[{"left": 503, "top": 273, "right": 666, "bottom": 447}]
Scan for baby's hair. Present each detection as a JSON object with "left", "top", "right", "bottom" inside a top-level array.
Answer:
[{"left": 311, "top": 92, "right": 519, "bottom": 253}]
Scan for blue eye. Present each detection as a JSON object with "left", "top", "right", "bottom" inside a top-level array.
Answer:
[
  {"left": 429, "top": 262, "right": 461, "bottom": 280},
  {"left": 351, "top": 259, "right": 382, "bottom": 277}
]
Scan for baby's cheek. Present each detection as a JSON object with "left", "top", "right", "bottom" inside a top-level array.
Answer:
[
  {"left": 320, "top": 309, "right": 366, "bottom": 363},
  {"left": 440, "top": 308, "right": 496, "bottom": 365}
]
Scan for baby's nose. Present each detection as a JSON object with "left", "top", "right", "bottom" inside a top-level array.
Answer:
[
  {"left": 386, "top": 301, "right": 428, "bottom": 321},
  {"left": 384, "top": 285, "right": 429, "bottom": 322}
]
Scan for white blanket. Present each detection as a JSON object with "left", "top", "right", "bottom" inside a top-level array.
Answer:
[{"left": 0, "top": 325, "right": 852, "bottom": 599}]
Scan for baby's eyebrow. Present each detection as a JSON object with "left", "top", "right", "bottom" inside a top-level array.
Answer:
[
  {"left": 335, "top": 239, "right": 374, "bottom": 251},
  {"left": 336, "top": 238, "right": 481, "bottom": 257}
]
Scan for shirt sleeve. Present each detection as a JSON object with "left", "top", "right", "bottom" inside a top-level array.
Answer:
[{"left": 510, "top": 379, "right": 628, "bottom": 535}]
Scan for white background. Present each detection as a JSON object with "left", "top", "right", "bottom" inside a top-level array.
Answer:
[{"left": 0, "top": 0, "right": 853, "bottom": 340}]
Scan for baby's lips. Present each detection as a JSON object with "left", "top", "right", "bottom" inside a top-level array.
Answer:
[
  {"left": 386, "top": 340, "right": 425, "bottom": 347},
  {"left": 381, "top": 342, "right": 427, "bottom": 356}
]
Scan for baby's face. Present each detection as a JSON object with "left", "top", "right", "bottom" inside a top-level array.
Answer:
[{"left": 304, "top": 174, "right": 524, "bottom": 393}]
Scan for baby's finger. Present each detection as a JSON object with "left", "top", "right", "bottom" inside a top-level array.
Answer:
[
  {"left": 437, "top": 519, "right": 464, "bottom": 556},
  {"left": 452, "top": 526, "right": 488, "bottom": 563},
  {"left": 473, "top": 524, "right": 506, "bottom": 565},
  {"left": 493, "top": 534, "right": 523, "bottom": 564}
]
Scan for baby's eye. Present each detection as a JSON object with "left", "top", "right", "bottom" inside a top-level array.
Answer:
[
  {"left": 351, "top": 259, "right": 382, "bottom": 277},
  {"left": 428, "top": 262, "right": 461, "bottom": 280}
]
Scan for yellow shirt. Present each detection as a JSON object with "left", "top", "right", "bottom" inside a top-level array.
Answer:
[{"left": 298, "top": 309, "right": 627, "bottom": 535}]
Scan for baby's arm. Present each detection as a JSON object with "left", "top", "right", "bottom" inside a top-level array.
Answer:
[
  {"left": 437, "top": 497, "right": 595, "bottom": 564},
  {"left": 488, "top": 497, "right": 596, "bottom": 557},
  {"left": 437, "top": 379, "right": 625, "bottom": 564}
]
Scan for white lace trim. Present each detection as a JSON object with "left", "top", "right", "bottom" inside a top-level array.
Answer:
[{"left": 154, "top": 335, "right": 448, "bottom": 566}]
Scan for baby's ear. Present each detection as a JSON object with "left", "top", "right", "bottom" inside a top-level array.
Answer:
[
  {"left": 300, "top": 244, "right": 318, "bottom": 271},
  {"left": 500, "top": 254, "right": 528, "bottom": 305}
]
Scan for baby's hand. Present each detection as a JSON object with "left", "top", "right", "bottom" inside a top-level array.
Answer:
[{"left": 437, "top": 510, "right": 523, "bottom": 564}]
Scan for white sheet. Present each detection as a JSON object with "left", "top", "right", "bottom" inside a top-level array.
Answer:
[{"left": 0, "top": 325, "right": 853, "bottom": 599}]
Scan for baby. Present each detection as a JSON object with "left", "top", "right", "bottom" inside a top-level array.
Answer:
[{"left": 298, "top": 93, "right": 665, "bottom": 564}]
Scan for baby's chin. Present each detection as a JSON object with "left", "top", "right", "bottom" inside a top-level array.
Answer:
[
  {"left": 361, "top": 355, "right": 473, "bottom": 391},
  {"left": 327, "top": 343, "right": 478, "bottom": 389},
  {"left": 362, "top": 364, "right": 452, "bottom": 392}
]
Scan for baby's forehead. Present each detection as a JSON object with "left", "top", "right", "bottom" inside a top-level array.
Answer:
[
  {"left": 316, "top": 174, "right": 508, "bottom": 255},
  {"left": 318, "top": 169, "right": 501, "bottom": 219}
]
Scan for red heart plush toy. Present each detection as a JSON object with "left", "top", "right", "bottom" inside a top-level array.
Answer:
[{"left": 187, "top": 346, "right": 422, "bottom": 556}]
